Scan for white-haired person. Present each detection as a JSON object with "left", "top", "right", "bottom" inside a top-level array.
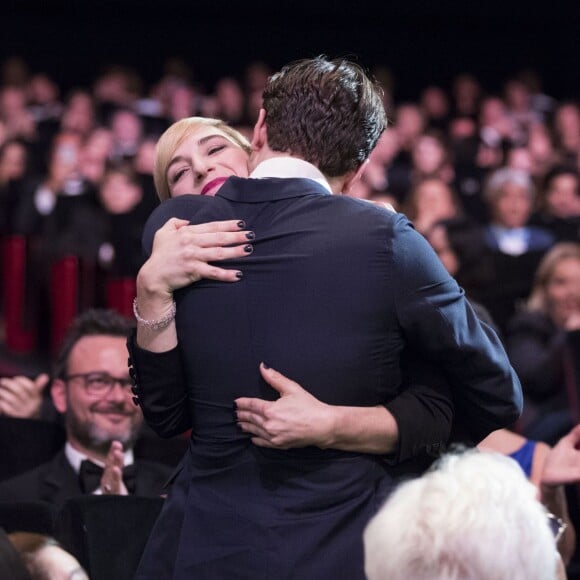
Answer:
[
  {"left": 478, "top": 166, "right": 556, "bottom": 330},
  {"left": 364, "top": 448, "right": 567, "bottom": 580}
]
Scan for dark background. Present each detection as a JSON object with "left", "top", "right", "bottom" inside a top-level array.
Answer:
[{"left": 2, "top": 0, "right": 579, "bottom": 100}]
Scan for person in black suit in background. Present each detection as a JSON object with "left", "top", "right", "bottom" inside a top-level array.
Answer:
[
  {"left": 0, "top": 309, "right": 170, "bottom": 506},
  {"left": 130, "top": 57, "right": 522, "bottom": 579}
]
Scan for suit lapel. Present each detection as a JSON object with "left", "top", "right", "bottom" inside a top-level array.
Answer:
[{"left": 40, "top": 450, "right": 83, "bottom": 504}]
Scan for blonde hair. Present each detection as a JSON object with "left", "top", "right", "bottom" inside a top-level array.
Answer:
[
  {"left": 154, "top": 117, "right": 252, "bottom": 201},
  {"left": 527, "top": 242, "right": 580, "bottom": 313}
]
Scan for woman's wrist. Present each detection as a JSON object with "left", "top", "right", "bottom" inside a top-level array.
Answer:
[
  {"left": 133, "top": 298, "right": 176, "bottom": 331},
  {"left": 539, "top": 480, "right": 564, "bottom": 505},
  {"left": 136, "top": 263, "right": 174, "bottom": 300}
]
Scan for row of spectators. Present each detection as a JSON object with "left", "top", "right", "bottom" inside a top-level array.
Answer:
[
  {"left": 0, "top": 54, "right": 578, "bottom": 444},
  {"left": 0, "top": 53, "right": 578, "bottom": 578}
]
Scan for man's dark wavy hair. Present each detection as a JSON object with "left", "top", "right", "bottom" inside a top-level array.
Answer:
[
  {"left": 53, "top": 308, "right": 135, "bottom": 380},
  {"left": 262, "top": 56, "right": 386, "bottom": 177}
]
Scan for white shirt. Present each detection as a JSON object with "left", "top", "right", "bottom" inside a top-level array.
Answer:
[
  {"left": 65, "top": 441, "right": 134, "bottom": 473},
  {"left": 250, "top": 157, "right": 332, "bottom": 193},
  {"left": 489, "top": 225, "right": 530, "bottom": 256}
]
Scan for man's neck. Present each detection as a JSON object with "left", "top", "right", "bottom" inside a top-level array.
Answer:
[
  {"left": 248, "top": 147, "right": 297, "bottom": 172},
  {"left": 249, "top": 148, "right": 346, "bottom": 194}
]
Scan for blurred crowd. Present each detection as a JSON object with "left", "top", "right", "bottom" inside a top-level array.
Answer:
[{"left": 0, "top": 54, "right": 578, "bottom": 446}]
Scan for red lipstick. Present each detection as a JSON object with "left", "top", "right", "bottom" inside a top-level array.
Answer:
[{"left": 201, "top": 177, "right": 228, "bottom": 196}]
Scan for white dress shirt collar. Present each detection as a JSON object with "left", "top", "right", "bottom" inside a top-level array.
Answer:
[
  {"left": 65, "top": 441, "right": 134, "bottom": 474},
  {"left": 250, "top": 157, "right": 332, "bottom": 193}
]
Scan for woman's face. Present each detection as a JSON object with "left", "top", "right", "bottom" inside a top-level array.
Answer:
[
  {"left": 0, "top": 142, "right": 26, "bottom": 180},
  {"left": 414, "top": 180, "right": 456, "bottom": 221},
  {"left": 546, "top": 257, "right": 580, "bottom": 326},
  {"left": 412, "top": 136, "right": 446, "bottom": 174},
  {"left": 167, "top": 126, "right": 250, "bottom": 197},
  {"left": 545, "top": 174, "right": 580, "bottom": 218}
]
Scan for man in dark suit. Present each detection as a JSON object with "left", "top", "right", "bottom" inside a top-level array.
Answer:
[
  {"left": 0, "top": 309, "right": 170, "bottom": 506},
  {"left": 128, "top": 57, "right": 523, "bottom": 579}
]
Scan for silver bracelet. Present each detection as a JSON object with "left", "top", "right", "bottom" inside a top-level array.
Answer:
[{"left": 133, "top": 298, "right": 176, "bottom": 330}]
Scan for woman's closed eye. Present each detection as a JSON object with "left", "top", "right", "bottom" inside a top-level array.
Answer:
[
  {"left": 170, "top": 167, "right": 189, "bottom": 184},
  {"left": 208, "top": 144, "right": 226, "bottom": 155}
]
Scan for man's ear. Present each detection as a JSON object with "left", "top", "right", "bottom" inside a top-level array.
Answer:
[
  {"left": 51, "top": 379, "right": 68, "bottom": 414},
  {"left": 342, "top": 160, "right": 369, "bottom": 194},
  {"left": 251, "top": 108, "right": 268, "bottom": 151}
]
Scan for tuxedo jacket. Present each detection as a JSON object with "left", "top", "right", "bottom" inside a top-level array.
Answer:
[
  {"left": 132, "top": 177, "right": 523, "bottom": 579},
  {"left": 134, "top": 178, "right": 523, "bottom": 453},
  {"left": 0, "top": 449, "right": 171, "bottom": 507}
]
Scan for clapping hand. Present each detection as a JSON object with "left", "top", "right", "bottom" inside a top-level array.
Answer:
[
  {"left": 0, "top": 373, "right": 50, "bottom": 418},
  {"left": 541, "top": 424, "right": 580, "bottom": 488},
  {"left": 100, "top": 441, "right": 128, "bottom": 496}
]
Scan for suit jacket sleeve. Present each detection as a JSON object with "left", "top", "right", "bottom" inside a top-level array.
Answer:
[
  {"left": 384, "top": 349, "right": 455, "bottom": 464},
  {"left": 391, "top": 213, "right": 523, "bottom": 442}
]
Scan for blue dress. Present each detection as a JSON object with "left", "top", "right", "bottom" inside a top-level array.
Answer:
[{"left": 509, "top": 439, "right": 536, "bottom": 478}]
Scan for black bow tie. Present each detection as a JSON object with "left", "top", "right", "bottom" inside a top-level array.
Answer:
[{"left": 79, "top": 459, "right": 137, "bottom": 494}]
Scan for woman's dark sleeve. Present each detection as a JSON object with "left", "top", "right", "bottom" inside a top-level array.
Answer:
[
  {"left": 127, "top": 331, "right": 191, "bottom": 438},
  {"left": 507, "top": 312, "right": 567, "bottom": 400}
]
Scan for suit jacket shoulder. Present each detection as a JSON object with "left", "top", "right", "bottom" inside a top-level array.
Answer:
[
  {"left": 0, "top": 450, "right": 80, "bottom": 505},
  {"left": 0, "top": 449, "right": 172, "bottom": 505}
]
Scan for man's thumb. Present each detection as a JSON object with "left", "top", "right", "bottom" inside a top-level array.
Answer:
[{"left": 260, "top": 363, "right": 300, "bottom": 396}]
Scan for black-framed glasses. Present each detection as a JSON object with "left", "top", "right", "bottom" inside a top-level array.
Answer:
[
  {"left": 65, "top": 372, "right": 133, "bottom": 397},
  {"left": 546, "top": 511, "right": 567, "bottom": 545}
]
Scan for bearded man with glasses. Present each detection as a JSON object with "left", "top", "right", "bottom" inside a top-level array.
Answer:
[{"left": 0, "top": 309, "right": 171, "bottom": 506}]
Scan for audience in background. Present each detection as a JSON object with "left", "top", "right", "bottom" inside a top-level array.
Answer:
[{"left": 0, "top": 54, "right": 578, "bottom": 577}]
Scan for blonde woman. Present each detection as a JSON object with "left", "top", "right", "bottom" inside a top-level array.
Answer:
[{"left": 507, "top": 242, "right": 580, "bottom": 444}]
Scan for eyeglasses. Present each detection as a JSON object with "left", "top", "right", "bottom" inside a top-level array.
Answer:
[
  {"left": 65, "top": 372, "right": 133, "bottom": 397},
  {"left": 546, "top": 512, "right": 567, "bottom": 545}
]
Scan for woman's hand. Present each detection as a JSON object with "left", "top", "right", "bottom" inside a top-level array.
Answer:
[
  {"left": 137, "top": 217, "right": 253, "bottom": 305},
  {"left": 135, "top": 217, "right": 253, "bottom": 352}
]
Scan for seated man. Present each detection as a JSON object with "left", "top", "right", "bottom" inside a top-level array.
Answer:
[{"left": 0, "top": 309, "right": 171, "bottom": 506}]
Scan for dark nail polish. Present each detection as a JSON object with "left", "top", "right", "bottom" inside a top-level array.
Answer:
[
  {"left": 237, "top": 220, "right": 246, "bottom": 229},
  {"left": 244, "top": 244, "right": 253, "bottom": 253},
  {"left": 235, "top": 271, "right": 244, "bottom": 279},
  {"left": 262, "top": 362, "right": 270, "bottom": 369},
  {"left": 246, "top": 231, "right": 255, "bottom": 240}
]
